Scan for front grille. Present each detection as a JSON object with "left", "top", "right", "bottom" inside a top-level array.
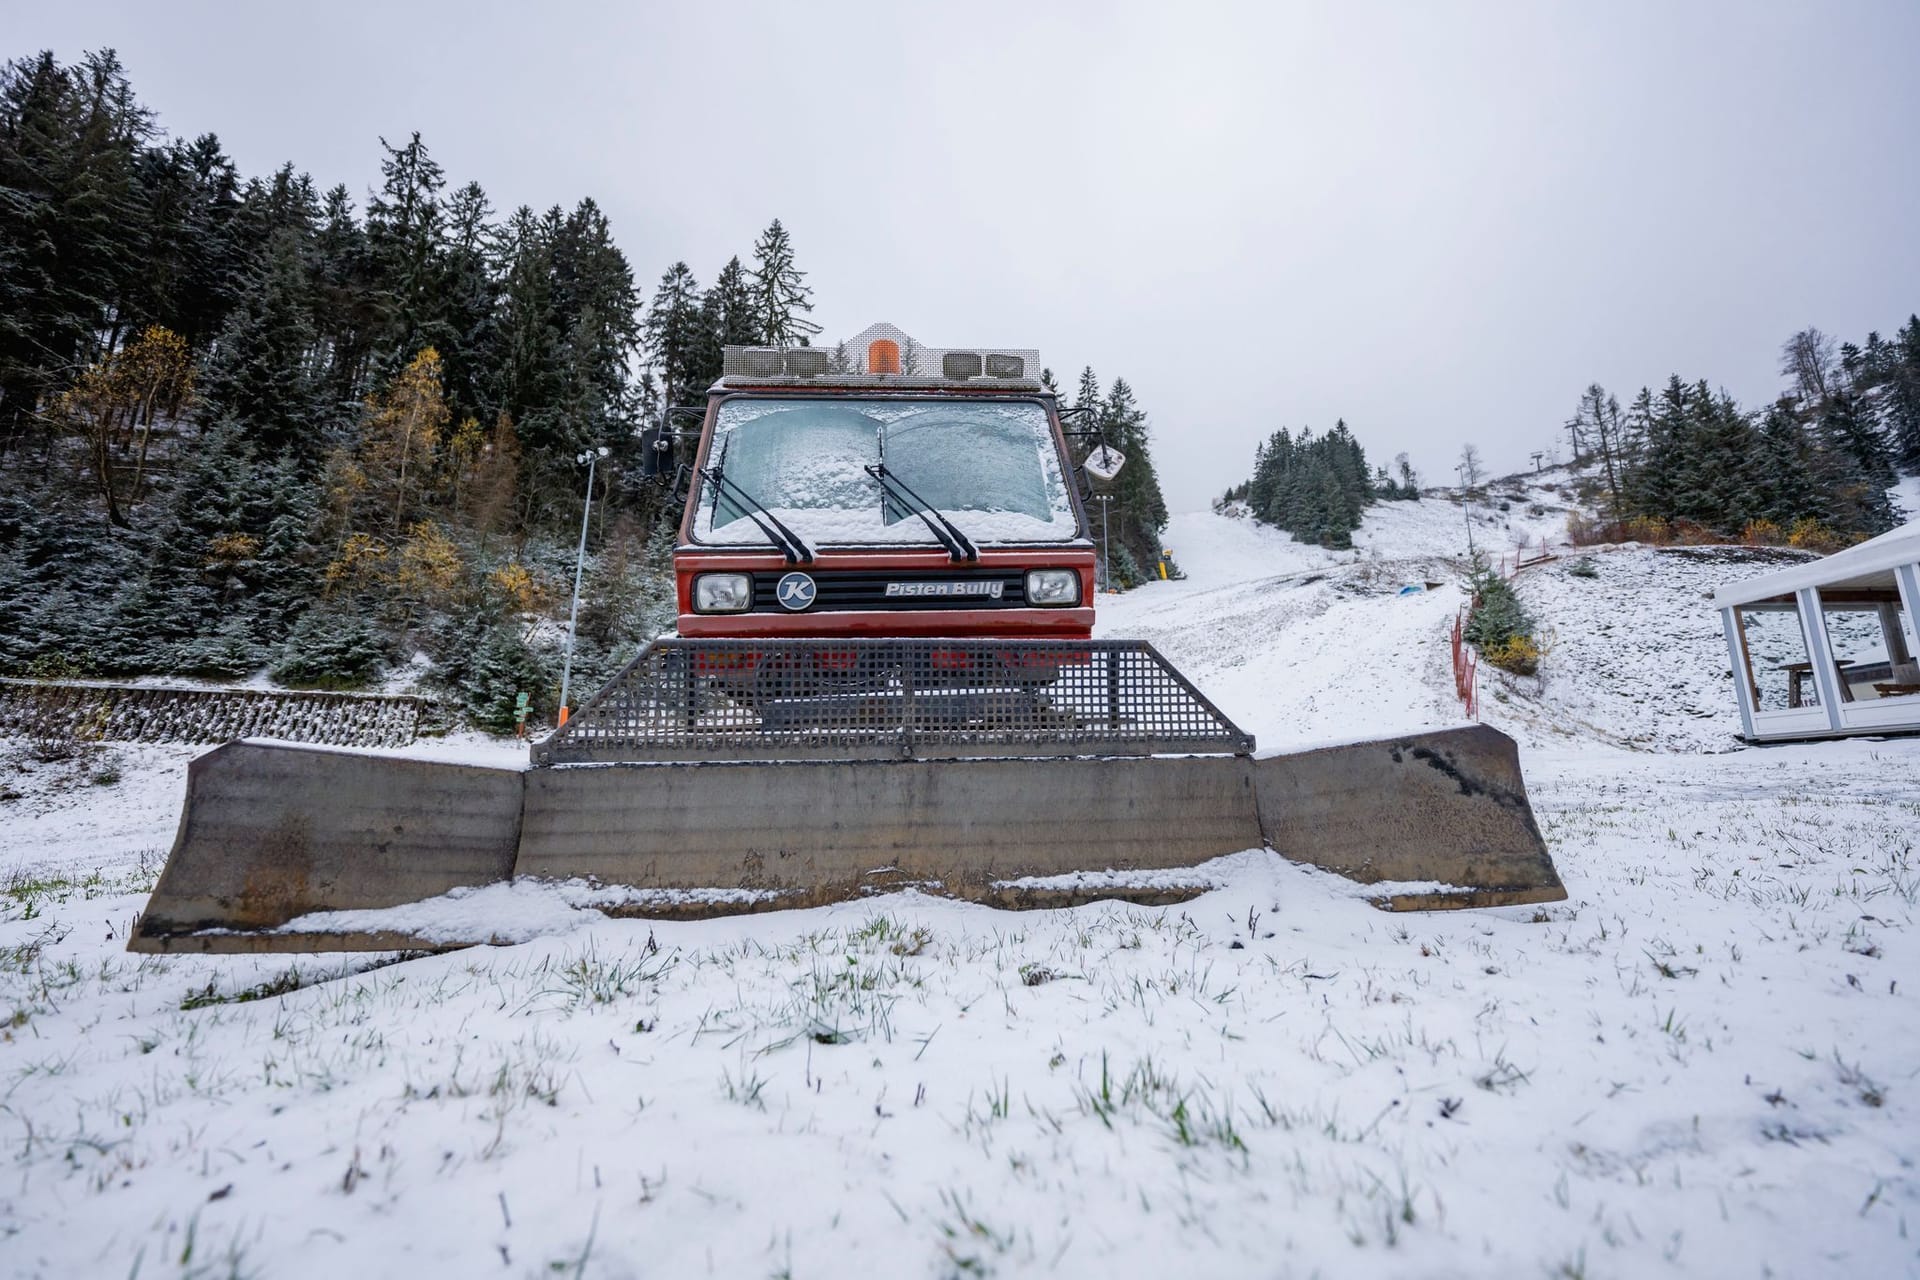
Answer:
[
  {"left": 537, "top": 638, "right": 1254, "bottom": 763},
  {"left": 750, "top": 568, "right": 1029, "bottom": 611}
]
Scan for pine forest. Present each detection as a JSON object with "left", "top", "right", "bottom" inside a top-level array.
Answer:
[
  {"left": 1228, "top": 319, "right": 1920, "bottom": 554},
  {"left": 0, "top": 50, "right": 1174, "bottom": 726}
]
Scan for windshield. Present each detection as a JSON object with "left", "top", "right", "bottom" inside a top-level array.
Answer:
[{"left": 692, "top": 397, "right": 1080, "bottom": 546}]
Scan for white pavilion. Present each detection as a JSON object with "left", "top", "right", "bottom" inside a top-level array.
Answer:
[{"left": 1712, "top": 520, "right": 1920, "bottom": 741}]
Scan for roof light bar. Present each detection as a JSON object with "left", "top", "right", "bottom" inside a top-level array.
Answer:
[{"left": 717, "top": 325, "right": 1043, "bottom": 390}]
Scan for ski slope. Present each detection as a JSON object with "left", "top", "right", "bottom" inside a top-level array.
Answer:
[
  {"left": 1096, "top": 507, "right": 1468, "bottom": 751},
  {"left": 2, "top": 496, "right": 1917, "bottom": 1279}
]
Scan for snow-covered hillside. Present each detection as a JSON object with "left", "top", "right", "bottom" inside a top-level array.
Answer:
[
  {"left": 1098, "top": 488, "right": 1588, "bottom": 752},
  {"left": 1489, "top": 546, "right": 1814, "bottom": 753},
  {"left": 3, "top": 489, "right": 1917, "bottom": 1279}
]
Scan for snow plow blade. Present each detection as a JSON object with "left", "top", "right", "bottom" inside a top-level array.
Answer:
[
  {"left": 1249, "top": 725, "right": 1564, "bottom": 910},
  {"left": 129, "top": 729, "right": 1562, "bottom": 954},
  {"left": 130, "top": 742, "right": 525, "bottom": 953}
]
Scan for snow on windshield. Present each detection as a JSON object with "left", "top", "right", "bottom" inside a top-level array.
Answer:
[{"left": 694, "top": 398, "right": 1080, "bottom": 546}]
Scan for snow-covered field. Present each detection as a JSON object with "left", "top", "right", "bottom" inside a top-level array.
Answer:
[{"left": 4, "top": 493, "right": 1918, "bottom": 1279}]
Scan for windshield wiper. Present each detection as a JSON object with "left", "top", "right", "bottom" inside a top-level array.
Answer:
[
  {"left": 701, "top": 466, "right": 813, "bottom": 564},
  {"left": 864, "top": 463, "right": 978, "bottom": 563}
]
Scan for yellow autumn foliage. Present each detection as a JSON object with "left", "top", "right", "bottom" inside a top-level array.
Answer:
[
  {"left": 323, "top": 532, "right": 390, "bottom": 592},
  {"left": 205, "top": 532, "right": 261, "bottom": 568},
  {"left": 491, "top": 562, "right": 546, "bottom": 614},
  {"left": 394, "top": 522, "right": 464, "bottom": 601},
  {"left": 1483, "top": 635, "right": 1540, "bottom": 676}
]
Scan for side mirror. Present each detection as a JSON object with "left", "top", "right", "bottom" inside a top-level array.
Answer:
[
  {"left": 639, "top": 425, "right": 675, "bottom": 480},
  {"left": 1083, "top": 444, "right": 1126, "bottom": 492},
  {"left": 641, "top": 408, "right": 704, "bottom": 482}
]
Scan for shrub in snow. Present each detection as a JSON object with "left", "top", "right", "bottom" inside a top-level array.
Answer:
[
  {"left": 1109, "top": 543, "right": 1145, "bottom": 590},
  {"left": 272, "top": 608, "right": 390, "bottom": 689},
  {"left": 1466, "top": 563, "right": 1539, "bottom": 675},
  {"left": 1787, "top": 517, "right": 1852, "bottom": 553},
  {"left": 171, "top": 614, "right": 264, "bottom": 678},
  {"left": 1483, "top": 634, "right": 1541, "bottom": 676},
  {"left": 460, "top": 624, "right": 553, "bottom": 732},
  {"left": 429, "top": 607, "right": 554, "bottom": 731}
]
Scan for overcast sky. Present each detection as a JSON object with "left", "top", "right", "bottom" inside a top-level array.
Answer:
[{"left": 11, "top": 0, "right": 1920, "bottom": 507}]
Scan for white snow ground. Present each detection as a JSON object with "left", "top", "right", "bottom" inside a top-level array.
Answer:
[
  {"left": 3, "top": 492, "right": 1918, "bottom": 1279},
  {"left": 1892, "top": 471, "right": 1920, "bottom": 523}
]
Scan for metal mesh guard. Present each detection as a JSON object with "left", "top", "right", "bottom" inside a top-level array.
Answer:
[{"left": 536, "top": 639, "right": 1254, "bottom": 764}]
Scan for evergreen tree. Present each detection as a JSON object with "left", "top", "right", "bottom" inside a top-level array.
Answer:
[
  {"left": 1098, "top": 377, "right": 1170, "bottom": 578},
  {"left": 710, "top": 255, "right": 760, "bottom": 345},
  {"left": 1072, "top": 366, "right": 1101, "bottom": 420},
  {"left": 199, "top": 228, "right": 325, "bottom": 459},
  {"left": 645, "top": 262, "right": 706, "bottom": 406},
  {"left": 1885, "top": 315, "right": 1920, "bottom": 470},
  {"left": 310, "top": 183, "right": 381, "bottom": 413},
  {"left": 1614, "top": 366, "right": 1899, "bottom": 540},
  {"left": 436, "top": 179, "right": 498, "bottom": 422},
  {"left": 748, "top": 218, "right": 818, "bottom": 346},
  {"left": 1814, "top": 389, "right": 1897, "bottom": 532},
  {"left": 0, "top": 488, "right": 140, "bottom": 673},
  {"left": 1238, "top": 420, "right": 1378, "bottom": 547},
  {"left": 1820, "top": 386, "right": 1894, "bottom": 488},
  {"left": 107, "top": 423, "right": 261, "bottom": 673},
  {"left": 1673, "top": 384, "right": 1761, "bottom": 530},
  {"left": 1752, "top": 400, "right": 1826, "bottom": 528},
  {"left": 0, "top": 50, "right": 154, "bottom": 443},
  {"left": 1622, "top": 378, "right": 1689, "bottom": 520},
  {"left": 547, "top": 199, "right": 643, "bottom": 467},
  {"left": 226, "top": 162, "right": 321, "bottom": 269},
  {"left": 489, "top": 205, "right": 566, "bottom": 457},
  {"left": 271, "top": 604, "right": 390, "bottom": 688},
  {"left": 127, "top": 132, "right": 243, "bottom": 350},
  {"left": 363, "top": 132, "right": 447, "bottom": 369},
  {"left": 251, "top": 450, "right": 324, "bottom": 641}
]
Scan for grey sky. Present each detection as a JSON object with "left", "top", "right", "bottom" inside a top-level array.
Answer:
[{"left": 10, "top": 0, "right": 1920, "bottom": 507}]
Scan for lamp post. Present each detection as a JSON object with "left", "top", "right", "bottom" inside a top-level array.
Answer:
[
  {"left": 558, "top": 445, "right": 611, "bottom": 724},
  {"left": 1094, "top": 492, "right": 1113, "bottom": 592}
]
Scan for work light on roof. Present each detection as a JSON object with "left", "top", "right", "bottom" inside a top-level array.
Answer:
[
  {"left": 784, "top": 348, "right": 830, "bottom": 376},
  {"left": 738, "top": 348, "right": 783, "bottom": 377}
]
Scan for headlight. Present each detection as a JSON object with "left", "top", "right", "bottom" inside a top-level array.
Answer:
[
  {"left": 1025, "top": 569, "right": 1080, "bottom": 606},
  {"left": 692, "top": 572, "right": 752, "bottom": 613}
]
